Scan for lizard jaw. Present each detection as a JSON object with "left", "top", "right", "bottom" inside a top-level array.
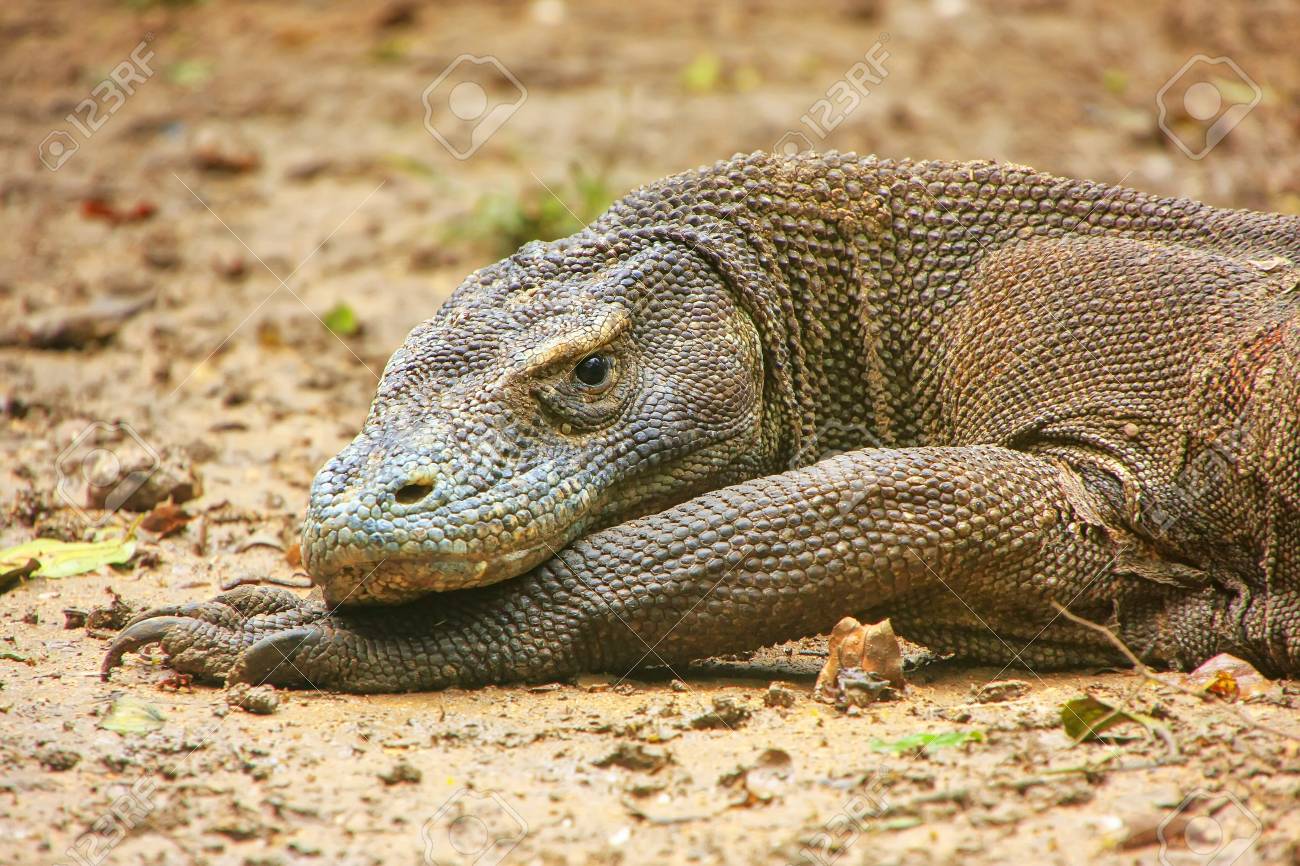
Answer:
[{"left": 309, "top": 543, "right": 556, "bottom": 606}]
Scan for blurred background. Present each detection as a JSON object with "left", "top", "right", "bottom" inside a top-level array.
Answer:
[
  {"left": 1, "top": 0, "right": 1299, "bottom": 545},
  {"left": 2, "top": 4, "right": 1299, "bottom": 864}
]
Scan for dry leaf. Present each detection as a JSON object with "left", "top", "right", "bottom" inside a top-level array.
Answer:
[
  {"left": 101, "top": 697, "right": 166, "bottom": 734},
  {"left": 0, "top": 534, "right": 136, "bottom": 579},
  {"left": 140, "top": 501, "right": 191, "bottom": 537},
  {"left": 815, "top": 616, "right": 905, "bottom": 707},
  {"left": 1186, "top": 653, "right": 1271, "bottom": 702}
]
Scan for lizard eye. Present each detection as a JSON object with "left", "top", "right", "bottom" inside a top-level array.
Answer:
[{"left": 572, "top": 354, "right": 612, "bottom": 388}]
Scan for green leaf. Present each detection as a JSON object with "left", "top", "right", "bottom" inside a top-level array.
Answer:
[
  {"left": 1101, "top": 69, "right": 1129, "bottom": 95},
  {"left": 380, "top": 154, "right": 438, "bottom": 180},
  {"left": 681, "top": 52, "right": 722, "bottom": 93},
  {"left": 322, "top": 302, "right": 359, "bottom": 336},
  {"left": 0, "top": 535, "right": 136, "bottom": 579},
  {"left": 442, "top": 164, "right": 616, "bottom": 259},
  {"left": 870, "top": 729, "right": 985, "bottom": 756},
  {"left": 165, "top": 59, "right": 214, "bottom": 89},
  {"left": 1060, "top": 695, "right": 1163, "bottom": 743},
  {"left": 370, "top": 37, "right": 409, "bottom": 63},
  {"left": 878, "top": 817, "right": 924, "bottom": 832},
  {"left": 101, "top": 697, "right": 166, "bottom": 735}
]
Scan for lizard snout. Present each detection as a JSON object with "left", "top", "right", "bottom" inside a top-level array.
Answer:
[{"left": 300, "top": 429, "right": 580, "bottom": 606}]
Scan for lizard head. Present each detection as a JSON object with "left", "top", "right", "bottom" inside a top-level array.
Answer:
[{"left": 301, "top": 233, "right": 779, "bottom": 605}]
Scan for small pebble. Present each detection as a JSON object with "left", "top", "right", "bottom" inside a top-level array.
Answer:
[
  {"left": 191, "top": 128, "right": 261, "bottom": 173},
  {"left": 764, "top": 682, "right": 798, "bottom": 708},
  {"left": 687, "top": 695, "right": 751, "bottom": 730},
  {"left": 38, "top": 747, "right": 81, "bottom": 772},
  {"left": 226, "top": 683, "right": 280, "bottom": 715},
  {"left": 62, "top": 608, "right": 89, "bottom": 629},
  {"left": 972, "top": 679, "right": 1031, "bottom": 704},
  {"left": 378, "top": 760, "right": 422, "bottom": 785}
]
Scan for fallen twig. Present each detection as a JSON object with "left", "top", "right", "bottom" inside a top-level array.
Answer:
[
  {"left": 220, "top": 572, "right": 314, "bottom": 591},
  {"left": 997, "top": 753, "right": 1185, "bottom": 792},
  {"left": 1051, "top": 602, "right": 1299, "bottom": 742}
]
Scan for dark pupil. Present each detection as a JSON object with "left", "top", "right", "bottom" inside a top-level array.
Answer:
[{"left": 574, "top": 355, "right": 610, "bottom": 386}]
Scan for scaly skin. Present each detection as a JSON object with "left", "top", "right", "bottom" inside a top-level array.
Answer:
[{"left": 104, "top": 152, "right": 1300, "bottom": 691}]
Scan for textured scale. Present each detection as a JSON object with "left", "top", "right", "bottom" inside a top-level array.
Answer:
[{"left": 104, "top": 152, "right": 1300, "bottom": 692}]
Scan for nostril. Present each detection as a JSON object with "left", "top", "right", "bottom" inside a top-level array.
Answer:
[{"left": 394, "top": 483, "right": 433, "bottom": 505}]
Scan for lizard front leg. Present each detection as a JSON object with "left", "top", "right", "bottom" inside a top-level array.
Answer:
[{"left": 105, "top": 446, "right": 1129, "bottom": 692}]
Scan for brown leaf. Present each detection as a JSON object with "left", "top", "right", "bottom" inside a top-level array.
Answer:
[
  {"left": 81, "top": 198, "right": 157, "bottom": 224},
  {"left": 140, "top": 501, "right": 191, "bottom": 537},
  {"left": 814, "top": 616, "right": 905, "bottom": 707}
]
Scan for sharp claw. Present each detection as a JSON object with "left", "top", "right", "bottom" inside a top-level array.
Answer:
[
  {"left": 122, "top": 603, "right": 206, "bottom": 630},
  {"left": 228, "top": 627, "right": 322, "bottom": 687},
  {"left": 101, "top": 616, "right": 190, "bottom": 681}
]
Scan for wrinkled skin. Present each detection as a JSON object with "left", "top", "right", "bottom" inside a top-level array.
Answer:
[
  {"left": 105, "top": 152, "right": 1300, "bottom": 692},
  {"left": 298, "top": 241, "right": 771, "bottom": 605}
]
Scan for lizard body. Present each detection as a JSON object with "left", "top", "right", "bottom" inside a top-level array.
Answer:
[{"left": 105, "top": 152, "right": 1300, "bottom": 691}]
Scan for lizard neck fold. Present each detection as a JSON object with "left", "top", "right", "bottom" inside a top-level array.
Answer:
[{"left": 614, "top": 154, "right": 907, "bottom": 467}]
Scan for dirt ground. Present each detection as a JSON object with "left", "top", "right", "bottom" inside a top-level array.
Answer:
[{"left": 2, "top": 1, "right": 1299, "bottom": 865}]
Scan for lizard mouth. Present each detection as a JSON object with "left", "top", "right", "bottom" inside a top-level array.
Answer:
[
  {"left": 301, "top": 426, "right": 600, "bottom": 605},
  {"left": 307, "top": 541, "right": 556, "bottom": 607}
]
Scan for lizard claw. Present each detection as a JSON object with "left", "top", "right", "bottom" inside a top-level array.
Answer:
[
  {"left": 102, "top": 616, "right": 192, "bottom": 680},
  {"left": 101, "top": 580, "right": 551, "bottom": 692},
  {"left": 121, "top": 602, "right": 208, "bottom": 629},
  {"left": 101, "top": 587, "right": 323, "bottom": 685},
  {"left": 227, "top": 627, "right": 323, "bottom": 688}
]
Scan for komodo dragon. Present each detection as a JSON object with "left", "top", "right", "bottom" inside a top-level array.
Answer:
[{"left": 104, "top": 152, "right": 1300, "bottom": 692}]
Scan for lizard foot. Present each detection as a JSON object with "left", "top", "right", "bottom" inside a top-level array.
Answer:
[
  {"left": 102, "top": 586, "right": 332, "bottom": 688},
  {"left": 100, "top": 581, "right": 562, "bottom": 692}
]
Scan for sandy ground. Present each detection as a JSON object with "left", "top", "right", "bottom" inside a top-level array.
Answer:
[{"left": 1, "top": 1, "right": 1299, "bottom": 864}]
